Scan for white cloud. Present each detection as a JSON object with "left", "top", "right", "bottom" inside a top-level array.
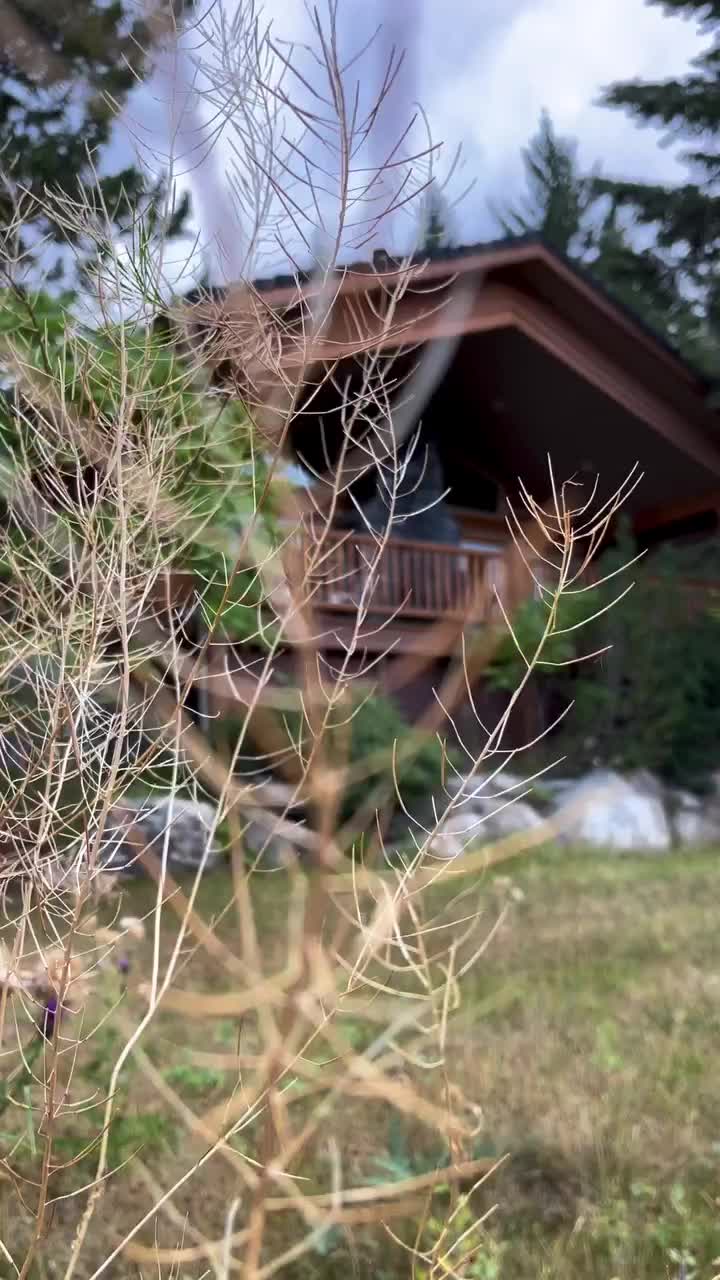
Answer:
[
  {"left": 238, "top": 0, "right": 704, "bottom": 252},
  {"left": 115, "top": 0, "right": 705, "bottom": 275},
  {"left": 428, "top": 0, "right": 703, "bottom": 196}
]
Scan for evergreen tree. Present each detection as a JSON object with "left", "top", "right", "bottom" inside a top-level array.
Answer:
[
  {"left": 493, "top": 110, "right": 593, "bottom": 254},
  {"left": 495, "top": 109, "right": 711, "bottom": 370},
  {"left": 419, "top": 185, "right": 452, "bottom": 255},
  {"left": 597, "top": 0, "right": 720, "bottom": 375},
  {"left": 587, "top": 205, "right": 703, "bottom": 350},
  {"left": 0, "top": 1, "right": 190, "bottom": 279}
]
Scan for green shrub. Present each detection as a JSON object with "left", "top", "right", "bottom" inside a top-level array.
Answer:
[
  {"left": 163, "top": 1061, "right": 226, "bottom": 1096},
  {"left": 486, "top": 592, "right": 591, "bottom": 693},
  {"left": 338, "top": 691, "right": 454, "bottom": 823},
  {"left": 490, "top": 525, "right": 720, "bottom": 790},
  {"left": 52, "top": 1106, "right": 177, "bottom": 1172},
  {"left": 215, "top": 688, "right": 455, "bottom": 833},
  {"left": 417, "top": 1206, "right": 507, "bottom": 1280},
  {"left": 0, "top": 289, "right": 277, "bottom": 642},
  {"left": 559, "top": 534, "right": 720, "bottom": 788}
]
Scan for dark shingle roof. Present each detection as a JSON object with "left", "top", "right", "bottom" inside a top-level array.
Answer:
[{"left": 183, "top": 234, "right": 715, "bottom": 395}]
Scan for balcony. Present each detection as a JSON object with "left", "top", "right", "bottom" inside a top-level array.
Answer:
[{"left": 306, "top": 531, "right": 513, "bottom": 625}]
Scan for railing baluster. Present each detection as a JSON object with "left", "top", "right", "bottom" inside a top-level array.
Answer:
[
  {"left": 301, "top": 530, "right": 547, "bottom": 623},
  {"left": 338, "top": 537, "right": 347, "bottom": 605},
  {"left": 464, "top": 551, "right": 474, "bottom": 619},
  {"left": 350, "top": 537, "right": 360, "bottom": 606},
  {"left": 402, "top": 541, "right": 409, "bottom": 611},
  {"left": 384, "top": 540, "right": 394, "bottom": 611},
  {"left": 432, "top": 544, "right": 441, "bottom": 614},
  {"left": 382, "top": 541, "right": 389, "bottom": 610},
  {"left": 477, "top": 552, "right": 485, "bottom": 616}
]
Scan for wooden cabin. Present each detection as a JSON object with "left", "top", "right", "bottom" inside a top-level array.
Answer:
[{"left": 189, "top": 236, "right": 720, "bottom": 730}]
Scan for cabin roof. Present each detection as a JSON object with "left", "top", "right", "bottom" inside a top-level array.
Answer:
[
  {"left": 186, "top": 236, "right": 720, "bottom": 527},
  {"left": 192, "top": 234, "right": 712, "bottom": 397}
]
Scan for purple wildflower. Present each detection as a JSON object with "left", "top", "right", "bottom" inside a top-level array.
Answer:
[
  {"left": 117, "top": 954, "right": 130, "bottom": 977},
  {"left": 39, "top": 992, "right": 58, "bottom": 1040}
]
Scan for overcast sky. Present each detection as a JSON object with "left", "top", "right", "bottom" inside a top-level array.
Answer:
[
  {"left": 121, "top": 0, "right": 706, "bottom": 282},
  {"left": 415, "top": 0, "right": 704, "bottom": 192}
]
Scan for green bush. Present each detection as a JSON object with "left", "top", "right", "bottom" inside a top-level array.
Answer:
[
  {"left": 560, "top": 535, "right": 720, "bottom": 788},
  {"left": 489, "top": 525, "right": 720, "bottom": 790},
  {"left": 486, "top": 592, "right": 591, "bottom": 693},
  {"left": 163, "top": 1060, "right": 226, "bottom": 1097},
  {"left": 217, "top": 689, "right": 455, "bottom": 832},
  {"left": 338, "top": 691, "right": 454, "bottom": 823},
  {"left": 0, "top": 289, "right": 277, "bottom": 642}
]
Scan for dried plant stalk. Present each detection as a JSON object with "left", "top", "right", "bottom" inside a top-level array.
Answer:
[{"left": 0, "top": 4, "right": 638, "bottom": 1278}]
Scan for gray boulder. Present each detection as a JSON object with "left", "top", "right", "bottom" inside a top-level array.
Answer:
[
  {"left": 448, "top": 769, "right": 528, "bottom": 801},
  {"left": 673, "top": 808, "right": 713, "bottom": 847},
  {"left": 100, "top": 796, "right": 221, "bottom": 874},
  {"left": 430, "top": 779, "right": 545, "bottom": 859},
  {"left": 669, "top": 788, "right": 720, "bottom": 847},
  {"left": 550, "top": 769, "right": 671, "bottom": 853},
  {"left": 478, "top": 799, "right": 545, "bottom": 839},
  {"left": 429, "top": 831, "right": 466, "bottom": 860},
  {"left": 242, "top": 818, "right": 302, "bottom": 868}
]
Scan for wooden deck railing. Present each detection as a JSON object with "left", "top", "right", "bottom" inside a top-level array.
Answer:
[
  {"left": 304, "top": 531, "right": 514, "bottom": 622},
  {"left": 149, "top": 523, "right": 549, "bottom": 631}
]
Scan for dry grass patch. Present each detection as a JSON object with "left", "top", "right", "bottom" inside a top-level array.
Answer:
[{"left": 2, "top": 849, "right": 719, "bottom": 1278}]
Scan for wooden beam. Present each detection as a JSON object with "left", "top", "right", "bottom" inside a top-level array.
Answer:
[
  {"left": 502, "top": 289, "right": 720, "bottom": 477},
  {"left": 313, "top": 613, "right": 467, "bottom": 656},
  {"left": 197, "top": 261, "right": 720, "bottom": 486},
  {"left": 223, "top": 241, "right": 700, "bottom": 390},
  {"left": 634, "top": 492, "right": 720, "bottom": 533},
  {"left": 326, "top": 282, "right": 720, "bottom": 480}
]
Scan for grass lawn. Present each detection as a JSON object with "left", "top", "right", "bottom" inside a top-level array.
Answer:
[{"left": 2, "top": 846, "right": 720, "bottom": 1278}]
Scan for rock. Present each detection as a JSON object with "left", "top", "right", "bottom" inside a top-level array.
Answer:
[
  {"left": 429, "top": 831, "right": 466, "bottom": 860},
  {"left": 440, "top": 812, "right": 486, "bottom": 837},
  {"left": 630, "top": 769, "right": 666, "bottom": 799},
  {"left": 441, "top": 766, "right": 720, "bottom": 856},
  {"left": 673, "top": 808, "right": 712, "bottom": 847},
  {"left": 537, "top": 778, "right": 574, "bottom": 796},
  {"left": 432, "top": 784, "right": 544, "bottom": 858},
  {"left": 242, "top": 818, "right": 301, "bottom": 868},
  {"left": 551, "top": 769, "right": 672, "bottom": 853},
  {"left": 450, "top": 769, "right": 528, "bottom": 800},
  {"left": 479, "top": 800, "right": 544, "bottom": 839},
  {"left": 428, "top": 812, "right": 480, "bottom": 859},
  {"left": 669, "top": 788, "right": 702, "bottom": 812},
  {"left": 668, "top": 788, "right": 720, "bottom": 847},
  {"left": 251, "top": 778, "right": 304, "bottom": 814},
  {"left": 100, "top": 796, "right": 221, "bottom": 875}
]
